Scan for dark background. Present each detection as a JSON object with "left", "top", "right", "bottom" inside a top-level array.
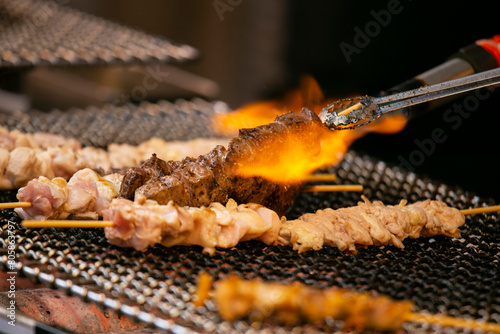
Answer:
[{"left": 59, "top": 1, "right": 500, "bottom": 201}]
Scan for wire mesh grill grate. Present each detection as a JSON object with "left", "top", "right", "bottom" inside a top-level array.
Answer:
[
  {"left": 0, "top": 0, "right": 198, "bottom": 68},
  {"left": 1, "top": 150, "right": 499, "bottom": 333}
]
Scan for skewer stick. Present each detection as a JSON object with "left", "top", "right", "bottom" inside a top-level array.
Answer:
[
  {"left": 337, "top": 102, "right": 364, "bottom": 116},
  {"left": 303, "top": 174, "right": 337, "bottom": 182},
  {"left": 22, "top": 220, "right": 115, "bottom": 228},
  {"left": 301, "top": 184, "right": 363, "bottom": 192},
  {"left": 407, "top": 312, "right": 500, "bottom": 333},
  {"left": 460, "top": 205, "right": 500, "bottom": 215},
  {"left": 0, "top": 202, "right": 31, "bottom": 209}
]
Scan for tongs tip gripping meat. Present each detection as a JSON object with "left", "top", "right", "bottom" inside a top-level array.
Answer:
[{"left": 319, "top": 67, "right": 500, "bottom": 130}]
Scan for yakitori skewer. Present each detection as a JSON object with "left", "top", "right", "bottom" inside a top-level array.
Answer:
[
  {"left": 196, "top": 274, "right": 500, "bottom": 332},
  {"left": 11, "top": 201, "right": 499, "bottom": 215},
  {"left": 17, "top": 196, "right": 500, "bottom": 257},
  {"left": 0, "top": 171, "right": 340, "bottom": 214},
  {"left": 18, "top": 202, "right": 500, "bottom": 230}
]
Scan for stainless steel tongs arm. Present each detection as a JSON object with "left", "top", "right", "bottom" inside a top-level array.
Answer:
[
  {"left": 320, "top": 67, "right": 500, "bottom": 130},
  {"left": 374, "top": 67, "right": 500, "bottom": 115}
]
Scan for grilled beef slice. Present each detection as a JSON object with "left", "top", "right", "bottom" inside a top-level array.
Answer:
[{"left": 119, "top": 109, "right": 323, "bottom": 216}]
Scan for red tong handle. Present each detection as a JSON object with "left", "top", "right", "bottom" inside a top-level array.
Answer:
[{"left": 476, "top": 35, "right": 500, "bottom": 66}]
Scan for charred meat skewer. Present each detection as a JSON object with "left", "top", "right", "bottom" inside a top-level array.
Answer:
[{"left": 120, "top": 109, "right": 323, "bottom": 216}]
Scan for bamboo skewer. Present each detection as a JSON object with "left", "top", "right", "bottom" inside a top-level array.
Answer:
[
  {"left": 406, "top": 312, "right": 500, "bottom": 332},
  {"left": 0, "top": 201, "right": 31, "bottom": 209},
  {"left": 197, "top": 273, "right": 500, "bottom": 333},
  {"left": 301, "top": 184, "right": 363, "bottom": 192},
  {"left": 22, "top": 220, "right": 115, "bottom": 228},
  {"left": 460, "top": 205, "right": 500, "bottom": 215},
  {"left": 12, "top": 199, "right": 500, "bottom": 230},
  {"left": 303, "top": 174, "right": 337, "bottom": 182},
  {"left": 337, "top": 102, "right": 364, "bottom": 116}
]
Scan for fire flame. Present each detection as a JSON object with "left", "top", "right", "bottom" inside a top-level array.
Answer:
[{"left": 213, "top": 76, "right": 408, "bottom": 184}]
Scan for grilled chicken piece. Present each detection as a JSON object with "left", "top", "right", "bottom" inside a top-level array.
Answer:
[
  {"left": 15, "top": 176, "right": 69, "bottom": 220},
  {"left": 103, "top": 196, "right": 281, "bottom": 255},
  {"left": 0, "top": 148, "right": 12, "bottom": 189},
  {"left": 278, "top": 196, "right": 465, "bottom": 253},
  {"left": 212, "top": 275, "right": 413, "bottom": 331},
  {"left": 65, "top": 169, "right": 121, "bottom": 220},
  {"left": 0, "top": 125, "right": 229, "bottom": 190},
  {"left": 16, "top": 169, "right": 122, "bottom": 220}
]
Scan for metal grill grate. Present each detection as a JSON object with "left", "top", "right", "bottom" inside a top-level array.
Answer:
[
  {"left": 1, "top": 148, "right": 499, "bottom": 333},
  {"left": 0, "top": 0, "right": 198, "bottom": 68},
  {"left": 0, "top": 98, "right": 231, "bottom": 147}
]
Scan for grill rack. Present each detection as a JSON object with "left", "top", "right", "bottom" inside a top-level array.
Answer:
[
  {"left": 1, "top": 150, "right": 500, "bottom": 333},
  {"left": 1, "top": 99, "right": 500, "bottom": 333},
  {"left": 0, "top": 98, "right": 231, "bottom": 148},
  {"left": 0, "top": 0, "right": 198, "bottom": 68}
]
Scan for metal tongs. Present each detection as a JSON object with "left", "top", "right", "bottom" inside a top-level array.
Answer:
[{"left": 319, "top": 67, "right": 500, "bottom": 130}]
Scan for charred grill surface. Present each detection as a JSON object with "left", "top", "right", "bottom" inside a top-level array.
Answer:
[{"left": 120, "top": 109, "right": 323, "bottom": 215}]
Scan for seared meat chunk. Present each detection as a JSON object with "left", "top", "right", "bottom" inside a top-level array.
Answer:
[{"left": 119, "top": 109, "right": 322, "bottom": 215}]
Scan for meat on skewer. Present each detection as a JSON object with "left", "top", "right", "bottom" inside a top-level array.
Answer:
[
  {"left": 209, "top": 274, "right": 413, "bottom": 331},
  {"left": 12, "top": 109, "right": 325, "bottom": 216},
  {"left": 103, "top": 195, "right": 281, "bottom": 255},
  {"left": 98, "top": 195, "right": 464, "bottom": 254},
  {"left": 14, "top": 166, "right": 352, "bottom": 221},
  {"left": 0, "top": 125, "right": 228, "bottom": 189},
  {"left": 278, "top": 196, "right": 465, "bottom": 254},
  {"left": 198, "top": 274, "right": 500, "bottom": 333},
  {"left": 15, "top": 169, "right": 123, "bottom": 220},
  {"left": 18, "top": 167, "right": 465, "bottom": 255},
  {"left": 120, "top": 109, "right": 323, "bottom": 216}
]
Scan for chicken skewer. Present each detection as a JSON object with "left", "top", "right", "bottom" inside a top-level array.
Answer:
[
  {"left": 0, "top": 125, "right": 229, "bottom": 189},
  {"left": 278, "top": 195, "right": 465, "bottom": 254},
  {"left": 196, "top": 274, "right": 500, "bottom": 333},
  {"left": 14, "top": 169, "right": 123, "bottom": 220},
  {"left": 22, "top": 195, "right": 477, "bottom": 255}
]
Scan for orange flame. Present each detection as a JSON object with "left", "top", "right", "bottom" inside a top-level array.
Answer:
[
  {"left": 232, "top": 114, "right": 407, "bottom": 184},
  {"left": 215, "top": 76, "right": 408, "bottom": 184}
]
